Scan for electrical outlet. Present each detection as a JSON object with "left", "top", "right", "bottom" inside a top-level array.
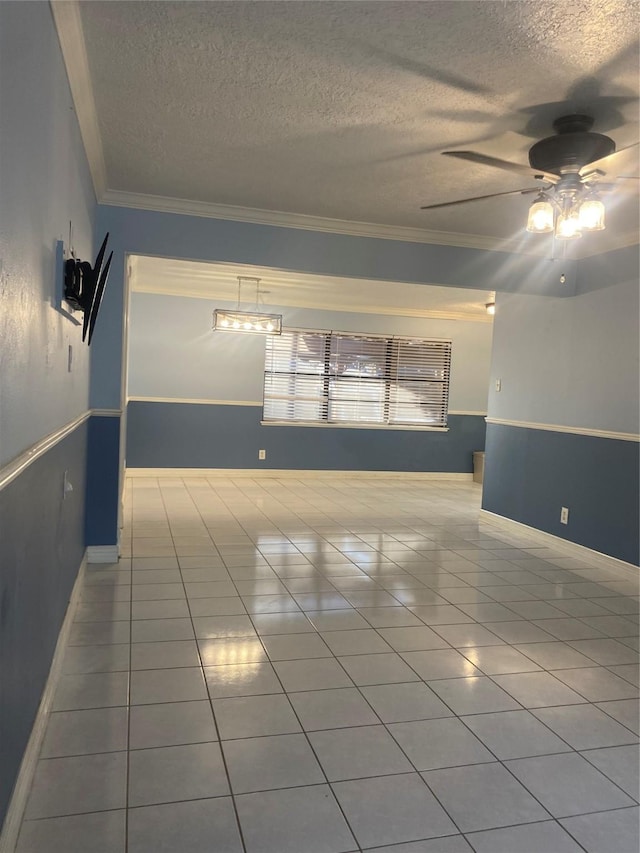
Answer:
[
  {"left": 258, "top": 449, "right": 266, "bottom": 460},
  {"left": 495, "top": 378, "right": 501, "bottom": 392},
  {"left": 560, "top": 506, "right": 569, "bottom": 525}
]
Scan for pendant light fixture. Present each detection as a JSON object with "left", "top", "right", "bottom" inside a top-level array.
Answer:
[{"left": 213, "top": 276, "right": 282, "bottom": 336}]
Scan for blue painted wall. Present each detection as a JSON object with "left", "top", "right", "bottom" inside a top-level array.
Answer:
[
  {"left": 126, "top": 291, "right": 491, "bottom": 472},
  {"left": 87, "top": 203, "right": 574, "bottom": 546},
  {"left": 0, "top": 2, "right": 96, "bottom": 829},
  {"left": 0, "top": 424, "right": 89, "bottom": 824},
  {"left": 127, "top": 402, "right": 486, "bottom": 472},
  {"left": 483, "top": 245, "right": 640, "bottom": 564},
  {"left": 128, "top": 292, "right": 493, "bottom": 414},
  {"left": 89, "top": 203, "right": 638, "bottom": 564},
  {"left": 0, "top": 2, "right": 95, "bottom": 467},
  {"left": 92, "top": 204, "right": 575, "bottom": 410},
  {"left": 486, "top": 256, "right": 639, "bottom": 434},
  {"left": 85, "top": 417, "right": 121, "bottom": 546},
  {"left": 483, "top": 423, "right": 639, "bottom": 565},
  {"left": 0, "top": 0, "right": 634, "bottom": 839}
]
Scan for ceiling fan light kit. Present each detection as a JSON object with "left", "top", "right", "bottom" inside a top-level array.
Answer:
[
  {"left": 526, "top": 191, "right": 606, "bottom": 239},
  {"left": 422, "top": 114, "right": 637, "bottom": 240}
]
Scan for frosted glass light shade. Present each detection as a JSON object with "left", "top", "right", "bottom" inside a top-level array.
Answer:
[
  {"left": 578, "top": 198, "right": 605, "bottom": 231},
  {"left": 526, "top": 199, "right": 554, "bottom": 233},
  {"left": 555, "top": 212, "right": 582, "bottom": 239}
]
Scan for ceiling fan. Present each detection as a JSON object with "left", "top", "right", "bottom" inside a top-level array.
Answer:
[{"left": 420, "top": 115, "right": 639, "bottom": 238}]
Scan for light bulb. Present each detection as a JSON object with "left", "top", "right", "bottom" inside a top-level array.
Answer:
[
  {"left": 555, "top": 212, "right": 582, "bottom": 239},
  {"left": 232, "top": 320, "right": 240, "bottom": 329},
  {"left": 266, "top": 322, "right": 274, "bottom": 331},
  {"left": 578, "top": 198, "right": 605, "bottom": 231},
  {"left": 485, "top": 302, "right": 495, "bottom": 315},
  {"left": 220, "top": 318, "right": 229, "bottom": 327},
  {"left": 526, "top": 199, "right": 554, "bottom": 233},
  {"left": 243, "top": 322, "right": 252, "bottom": 330}
]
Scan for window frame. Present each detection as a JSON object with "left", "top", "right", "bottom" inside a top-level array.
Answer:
[{"left": 262, "top": 328, "right": 452, "bottom": 432}]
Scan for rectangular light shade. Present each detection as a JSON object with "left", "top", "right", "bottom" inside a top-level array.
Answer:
[{"left": 213, "top": 309, "right": 282, "bottom": 335}]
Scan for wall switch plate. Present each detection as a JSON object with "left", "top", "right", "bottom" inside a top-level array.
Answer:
[
  {"left": 560, "top": 506, "right": 569, "bottom": 525},
  {"left": 258, "top": 449, "right": 266, "bottom": 460},
  {"left": 63, "top": 470, "right": 73, "bottom": 499},
  {"left": 495, "top": 378, "right": 501, "bottom": 392}
]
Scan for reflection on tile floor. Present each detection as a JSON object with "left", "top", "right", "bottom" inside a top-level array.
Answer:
[{"left": 16, "top": 476, "right": 640, "bottom": 852}]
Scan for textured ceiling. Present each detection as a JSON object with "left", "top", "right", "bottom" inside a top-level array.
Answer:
[
  {"left": 130, "top": 256, "right": 494, "bottom": 322},
  {"left": 78, "top": 0, "right": 639, "bottom": 243}
]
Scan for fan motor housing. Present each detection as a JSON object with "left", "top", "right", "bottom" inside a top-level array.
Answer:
[{"left": 528, "top": 115, "right": 615, "bottom": 173}]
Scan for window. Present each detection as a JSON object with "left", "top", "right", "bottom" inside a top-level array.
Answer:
[{"left": 263, "top": 329, "right": 451, "bottom": 428}]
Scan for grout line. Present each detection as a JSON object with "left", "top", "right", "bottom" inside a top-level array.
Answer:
[
  {"left": 123, "top": 476, "right": 135, "bottom": 853},
  {"left": 162, "top": 481, "right": 249, "bottom": 853}
]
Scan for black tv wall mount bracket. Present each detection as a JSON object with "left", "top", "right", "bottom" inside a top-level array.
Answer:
[{"left": 63, "top": 232, "right": 113, "bottom": 345}]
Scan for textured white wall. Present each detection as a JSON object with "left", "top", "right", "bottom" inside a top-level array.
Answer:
[
  {"left": 128, "top": 292, "right": 493, "bottom": 413},
  {"left": 0, "top": 3, "right": 96, "bottom": 466},
  {"left": 487, "top": 259, "right": 640, "bottom": 434}
]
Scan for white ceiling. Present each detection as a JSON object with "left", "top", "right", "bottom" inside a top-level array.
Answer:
[
  {"left": 67, "top": 1, "right": 638, "bottom": 249},
  {"left": 130, "top": 255, "right": 494, "bottom": 322}
]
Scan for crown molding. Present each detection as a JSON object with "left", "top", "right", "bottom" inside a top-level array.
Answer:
[
  {"left": 132, "top": 279, "right": 493, "bottom": 322},
  {"left": 50, "top": 0, "right": 107, "bottom": 198},
  {"left": 101, "top": 189, "right": 639, "bottom": 258},
  {"left": 52, "top": 0, "right": 636, "bottom": 263},
  {"left": 50, "top": 0, "right": 639, "bottom": 259},
  {"left": 100, "top": 189, "right": 555, "bottom": 255}
]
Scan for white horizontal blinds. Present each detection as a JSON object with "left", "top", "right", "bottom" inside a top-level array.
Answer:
[
  {"left": 264, "top": 330, "right": 451, "bottom": 427},
  {"left": 264, "top": 331, "right": 328, "bottom": 421},
  {"left": 389, "top": 339, "right": 451, "bottom": 426},
  {"left": 329, "top": 334, "right": 388, "bottom": 423}
]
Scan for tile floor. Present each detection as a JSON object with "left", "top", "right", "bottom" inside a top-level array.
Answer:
[{"left": 15, "top": 476, "right": 640, "bottom": 852}]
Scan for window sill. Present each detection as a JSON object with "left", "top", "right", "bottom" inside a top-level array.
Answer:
[{"left": 260, "top": 420, "right": 449, "bottom": 432}]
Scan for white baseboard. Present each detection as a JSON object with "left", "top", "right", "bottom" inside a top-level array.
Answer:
[
  {"left": 86, "top": 545, "right": 119, "bottom": 564},
  {"left": 480, "top": 509, "right": 639, "bottom": 578},
  {"left": 0, "top": 555, "right": 87, "bottom": 853},
  {"left": 125, "top": 467, "right": 474, "bottom": 481}
]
